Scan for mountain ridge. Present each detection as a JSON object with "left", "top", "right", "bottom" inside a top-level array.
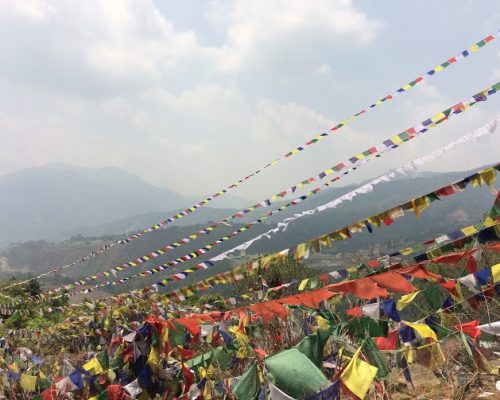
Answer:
[{"left": 0, "top": 163, "right": 254, "bottom": 247}]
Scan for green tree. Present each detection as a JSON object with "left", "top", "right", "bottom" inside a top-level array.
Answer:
[{"left": 25, "top": 279, "right": 41, "bottom": 296}]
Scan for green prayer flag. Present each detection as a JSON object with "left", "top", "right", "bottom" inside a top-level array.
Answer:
[
  {"left": 363, "top": 337, "right": 390, "bottom": 380},
  {"left": 151, "top": 328, "right": 160, "bottom": 347},
  {"left": 169, "top": 323, "right": 186, "bottom": 347},
  {"left": 232, "top": 362, "right": 260, "bottom": 400},
  {"left": 212, "top": 346, "right": 231, "bottom": 369},
  {"left": 109, "top": 347, "right": 124, "bottom": 370},
  {"left": 330, "top": 322, "right": 347, "bottom": 340},
  {"left": 348, "top": 317, "right": 388, "bottom": 338},
  {"left": 265, "top": 348, "right": 329, "bottom": 398},
  {"left": 186, "top": 349, "right": 213, "bottom": 372},
  {"left": 37, "top": 377, "right": 52, "bottom": 391},
  {"left": 97, "top": 390, "right": 108, "bottom": 400},
  {"left": 429, "top": 323, "right": 450, "bottom": 339},
  {"left": 423, "top": 285, "right": 442, "bottom": 310},
  {"left": 97, "top": 350, "right": 109, "bottom": 370},
  {"left": 310, "top": 278, "right": 318, "bottom": 289},
  {"left": 295, "top": 330, "right": 330, "bottom": 367}
]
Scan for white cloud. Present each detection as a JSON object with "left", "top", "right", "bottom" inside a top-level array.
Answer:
[
  {"left": 0, "top": 0, "right": 498, "bottom": 203},
  {"left": 0, "top": 1, "right": 53, "bottom": 21},
  {"left": 204, "top": 0, "right": 382, "bottom": 75},
  {"left": 0, "top": 0, "right": 199, "bottom": 94}
]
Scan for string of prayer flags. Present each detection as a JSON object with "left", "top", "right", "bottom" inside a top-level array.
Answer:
[
  {"left": 7, "top": 33, "right": 498, "bottom": 293},
  {"left": 22, "top": 220, "right": 499, "bottom": 317},
  {"left": 159, "top": 228, "right": 493, "bottom": 310},
  {"left": 53, "top": 163, "right": 499, "bottom": 299},
  {"left": 30, "top": 98, "right": 500, "bottom": 298},
  {"left": 20, "top": 183, "right": 498, "bottom": 316},
  {"left": 246, "top": 118, "right": 500, "bottom": 254},
  {"left": 55, "top": 121, "right": 496, "bottom": 300}
]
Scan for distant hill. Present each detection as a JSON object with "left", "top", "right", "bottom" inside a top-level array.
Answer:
[
  {"left": 0, "top": 163, "right": 253, "bottom": 248},
  {"left": 0, "top": 166, "right": 496, "bottom": 293}
]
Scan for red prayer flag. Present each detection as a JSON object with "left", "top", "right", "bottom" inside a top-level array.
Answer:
[
  {"left": 431, "top": 249, "right": 478, "bottom": 265},
  {"left": 436, "top": 186, "right": 456, "bottom": 197},
  {"left": 374, "top": 331, "right": 399, "bottom": 350},
  {"left": 487, "top": 242, "right": 500, "bottom": 252},
  {"left": 108, "top": 384, "right": 125, "bottom": 400},
  {"left": 174, "top": 317, "right": 200, "bottom": 337},
  {"left": 41, "top": 388, "right": 57, "bottom": 400},
  {"left": 439, "top": 280, "right": 459, "bottom": 297},
  {"left": 370, "top": 272, "right": 417, "bottom": 294},
  {"left": 328, "top": 277, "right": 389, "bottom": 299},
  {"left": 346, "top": 307, "right": 362, "bottom": 317},
  {"left": 249, "top": 301, "right": 288, "bottom": 323},
  {"left": 397, "top": 264, "right": 441, "bottom": 281},
  {"left": 254, "top": 348, "right": 268, "bottom": 359},
  {"left": 464, "top": 255, "right": 478, "bottom": 273},
  {"left": 177, "top": 346, "right": 196, "bottom": 360},
  {"left": 454, "top": 320, "right": 480, "bottom": 340}
]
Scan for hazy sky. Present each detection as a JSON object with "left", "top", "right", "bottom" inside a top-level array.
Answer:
[{"left": 0, "top": 1, "right": 499, "bottom": 201}]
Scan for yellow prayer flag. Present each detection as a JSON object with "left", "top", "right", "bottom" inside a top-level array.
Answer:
[
  {"left": 367, "top": 216, "right": 381, "bottom": 228},
  {"left": 404, "top": 322, "right": 437, "bottom": 342},
  {"left": 471, "top": 175, "right": 481, "bottom": 187},
  {"left": 340, "top": 348, "right": 378, "bottom": 399},
  {"left": 411, "top": 196, "right": 430, "bottom": 219},
  {"left": 298, "top": 279, "right": 309, "bottom": 291},
  {"left": 483, "top": 216, "right": 495, "bottom": 227},
  {"left": 9, "top": 363, "right": 19, "bottom": 373},
  {"left": 294, "top": 243, "right": 309, "bottom": 260},
  {"left": 397, "top": 291, "right": 420, "bottom": 311},
  {"left": 83, "top": 357, "right": 104, "bottom": 375},
  {"left": 461, "top": 225, "right": 478, "bottom": 236},
  {"left": 431, "top": 112, "right": 446, "bottom": 122},
  {"left": 492, "top": 263, "right": 500, "bottom": 283},
  {"left": 316, "top": 316, "right": 330, "bottom": 330},
  {"left": 147, "top": 346, "right": 159, "bottom": 365},
  {"left": 429, "top": 343, "right": 446, "bottom": 368},
  {"left": 479, "top": 168, "right": 496, "bottom": 186},
  {"left": 20, "top": 374, "right": 37, "bottom": 392},
  {"left": 391, "top": 135, "right": 403, "bottom": 145},
  {"left": 400, "top": 247, "right": 414, "bottom": 256},
  {"left": 402, "top": 345, "right": 414, "bottom": 364},
  {"left": 318, "top": 235, "right": 332, "bottom": 248},
  {"left": 108, "top": 369, "right": 116, "bottom": 382},
  {"left": 452, "top": 281, "right": 464, "bottom": 302}
]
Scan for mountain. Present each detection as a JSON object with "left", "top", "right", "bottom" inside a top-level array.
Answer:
[
  {"left": 0, "top": 163, "right": 253, "bottom": 248},
  {"left": 62, "top": 208, "right": 242, "bottom": 238}
]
